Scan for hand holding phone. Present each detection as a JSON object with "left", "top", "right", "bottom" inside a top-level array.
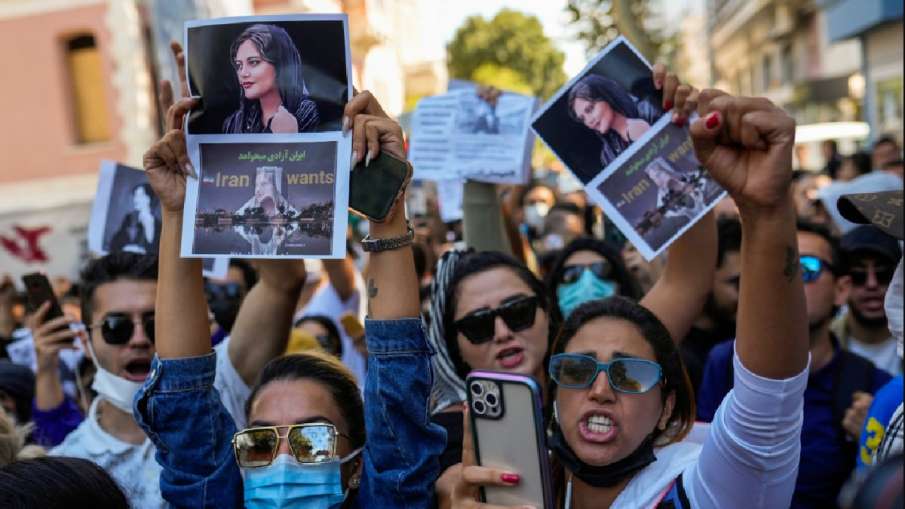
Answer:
[
  {"left": 22, "top": 273, "right": 63, "bottom": 322},
  {"left": 349, "top": 150, "right": 411, "bottom": 222}
]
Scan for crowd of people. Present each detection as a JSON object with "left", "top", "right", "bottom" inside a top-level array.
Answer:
[{"left": 0, "top": 42, "right": 902, "bottom": 509}]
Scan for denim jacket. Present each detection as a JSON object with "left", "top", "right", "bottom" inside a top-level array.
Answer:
[{"left": 134, "top": 318, "right": 446, "bottom": 508}]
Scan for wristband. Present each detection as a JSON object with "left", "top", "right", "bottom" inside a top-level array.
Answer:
[{"left": 361, "top": 223, "right": 414, "bottom": 253}]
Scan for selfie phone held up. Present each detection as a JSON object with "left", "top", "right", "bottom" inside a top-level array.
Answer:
[
  {"left": 467, "top": 371, "right": 553, "bottom": 508},
  {"left": 348, "top": 150, "right": 411, "bottom": 222},
  {"left": 21, "top": 273, "right": 64, "bottom": 323}
]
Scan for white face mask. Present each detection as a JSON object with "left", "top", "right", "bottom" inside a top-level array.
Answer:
[
  {"left": 86, "top": 339, "right": 143, "bottom": 415},
  {"left": 885, "top": 258, "right": 904, "bottom": 359},
  {"left": 524, "top": 203, "right": 550, "bottom": 230}
]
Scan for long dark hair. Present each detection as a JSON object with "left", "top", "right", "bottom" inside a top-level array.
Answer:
[
  {"left": 131, "top": 183, "right": 160, "bottom": 214},
  {"left": 549, "top": 297, "right": 695, "bottom": 446},
  {"left": 245, "top": 353, "right": 365, "bottom": 450},
  {"left": 567, "top": 74, "right": 644, "bottom": 167},
  {"left": 227, "top": 24, "right": 313, "bottom": 133},
  {"left": 544, "top": 236, "right": 642, "bottom": 324},
  {"left": 441, "top": 250, "right": 555, "bottom": 378},
  {"left": 0, "top": 457, "right": 129, "bottom": 508}
]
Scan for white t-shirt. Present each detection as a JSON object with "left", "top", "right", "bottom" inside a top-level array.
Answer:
[
  {"left": 51, "top": 337, "right": 250, "bottom": 509},
  {"left": 295, "top": 274, "right": 368, "bottom": 384},
  {"left": 848, "top": 336, "right": 902, "bottom": 377}
]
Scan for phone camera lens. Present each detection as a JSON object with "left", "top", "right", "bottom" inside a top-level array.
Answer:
[
  {"left": 485, "top": 393, "right": 497, "bottom": 406},
  {"left": 472, "top": 400, "right": 486, "bottom": 415},
  {"left": 470, "top": 382, "right": 484, "bottom": 396}
]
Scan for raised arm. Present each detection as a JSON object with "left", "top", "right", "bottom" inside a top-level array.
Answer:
[
  {"left": 640, "top": 65, "right": 717, "bottom": 343},
  {"left": 227, "top": 260, "right": 306, "bottom": 385},
  {"left": 690, "top": 91, "right": 807, "bottom": 378},
  {"left": 322, "top": 257, "right": 357, "bottom": 301}
]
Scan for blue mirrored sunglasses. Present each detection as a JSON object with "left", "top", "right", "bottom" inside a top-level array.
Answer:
[
  {"left": 549, "top": 353, "right": 662, "bottom": 393},
  {"left": 800, "top": 255, "right": 835, "bottom": 284}
]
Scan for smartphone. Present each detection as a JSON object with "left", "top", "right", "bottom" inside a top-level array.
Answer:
[
  {"left": 21, "top": 273, "right": 64, "bottom": 323},
  {"left": 349, "top": 150, "right": 411, "bottom": 222},
  {"left": 467, "top": 371, "right": 553, "bottom": 508}
]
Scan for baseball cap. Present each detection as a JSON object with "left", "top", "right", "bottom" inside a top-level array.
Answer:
[
  {"left": 840, "top": 225, "right": 902, "bottom": 264},
  {"left": 837, "top": 190, "right": 903, "bottom": 240}
]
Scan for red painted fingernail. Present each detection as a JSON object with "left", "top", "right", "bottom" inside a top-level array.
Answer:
[
  {"left": 673, "top": 115, "right": 685, "bottom": 127},
  {"left": 655, "top": 79, "right": 662, "bottom": 89},
  {"left": 501, "top": 473, "right": 520, "bottom": 484},
  {"left": 705, "top": 111, "right": 721, "bottom": 129},
  {"left": 664, "top": 100, "right": 673, "bottom": 111}
]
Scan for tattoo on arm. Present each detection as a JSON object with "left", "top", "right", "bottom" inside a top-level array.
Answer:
[
  {"left": 367, "top": 278, "right": 378, "bottom": 299},
  {"left": 782, "top": 246, "right": 799, "bottom": 282}
]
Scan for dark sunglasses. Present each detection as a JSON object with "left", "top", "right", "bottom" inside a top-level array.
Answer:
[
  {"left": 800, "top": 255, "right": 835, "bottom": 284},
  {"left": 453, "top": 295, "right": 538, "bottom": 345},
  {"left": 849, "top": 266, "right": 895, "bottom": 287},
  {"left": 560, "top": 261, "right": 613, "bottom": 285},
  {"left": 549, "top": 353, "right": 663, "bottom": 393},
  {"left": 232, "top": 423, "right": 350, "bottom": 468},
  {"left": 91, "top": 312, "right": 155, "bottom": 345}
]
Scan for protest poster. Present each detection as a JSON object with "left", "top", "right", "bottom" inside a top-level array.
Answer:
[
  {"left": 183, "top": 15, "right": 352, "bottom": 259},
  {"left": 532, "top": 36, "right": 725, "bottom": 260},
  {"left": 585, "top": 115, "right": 725, "bottom": 260},
  {"left": 181, "top": 139, "right": 342, "bottom": 258},
  {"left": 88, "top": 161, "right": 232, "bottom": 275},
  {"left": 409, "top": 88, "right": 537, "bottom": 184},
  {"left": 89, "top": 161, "right": 162, "bottom": 257}
]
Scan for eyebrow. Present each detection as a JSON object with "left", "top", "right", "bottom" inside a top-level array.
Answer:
[
  {"left": 573, "top": 350, "right": 638, "bottom": 360},
  {"left": 249, "top": 416, "right": 335, "bottom": 427}
]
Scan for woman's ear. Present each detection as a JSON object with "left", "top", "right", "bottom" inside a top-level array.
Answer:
[{"left": 657, "top": 390, "right": 676, "bottom": 431}]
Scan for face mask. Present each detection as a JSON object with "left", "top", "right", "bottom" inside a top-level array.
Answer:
[
  {"left": 86, "top": 339, "right": 143, "bottom": 415},
  {"left": 557, "top": 268, "right": 616, "bottom": 318},
  {"left": 523, "top": 203, "right": 550, "bottom": 230},
  {"left": 244, "top": 449, "right": 361, "bottom": 509},
  {"left": 885, "top": 258, "right": 903, "bottom": 358}
]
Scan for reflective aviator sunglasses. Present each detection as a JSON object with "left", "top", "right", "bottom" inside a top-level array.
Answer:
[
  {"left": 232, "top": 423, "right": 350, "bottom": 468},
  {"left": 453, "top": 295, "right": 538, "bottom": 345},
  {"left": 799, "top": 255, "right": 835, "bottom": 284},
  {"left": 549, "top": 353, "right": 663, "bottom": 393}
]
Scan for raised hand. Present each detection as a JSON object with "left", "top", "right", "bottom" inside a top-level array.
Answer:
[
  {"left": 144, "top": 81, "right": 198, "bottom": 213},
  {"left": 653, "top": 63, "right": 698, "bottom": 127},
  {"left": 689, "top": 90, "right": 796, "bottom": 212}
]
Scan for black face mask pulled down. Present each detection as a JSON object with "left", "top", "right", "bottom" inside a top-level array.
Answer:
[{"left": 549, "top": 419, "right": 657, "bottom": 488}]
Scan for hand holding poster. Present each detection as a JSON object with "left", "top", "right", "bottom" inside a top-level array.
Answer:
[
  {"left": 181, "top": 15, "right": 352, "bottom": 259},
  {"left": 409, "top": 87, "right": 537, "bottom": 184},
  {"left": 532, "top": 36, "right": 726, "bottom": 260}
]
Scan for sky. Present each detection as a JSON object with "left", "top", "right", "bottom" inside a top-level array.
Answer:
[{"left": 423, "top": 0, "right": 700, "bottom": 77}]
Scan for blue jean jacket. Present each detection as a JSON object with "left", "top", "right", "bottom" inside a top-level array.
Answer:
[{"left": 134, "top": 318, "right": 446, "bottom": 508}]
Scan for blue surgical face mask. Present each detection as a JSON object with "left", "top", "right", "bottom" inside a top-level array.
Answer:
[
  {"left": 557, "top": 268, "right": 616, "bottom": 318},
  {"left": 243, "top": 449, "right": 361, "bottom": 509}
]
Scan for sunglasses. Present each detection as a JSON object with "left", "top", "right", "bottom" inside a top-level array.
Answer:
[
  {"left": 800, "top": 255, "right": 835, "bottom": 284},
  {"left": 453, "top": 295, "right": 538, "bottom": 345},
  {"left": 91, "top": 312, "right": 155, "bottom": 345},
  {"left": 849, "top": 266, "right": 895, "bottom": 287},
  {"left": 549, "top": 353, "right": 662, "bottom": 393},
  {"left": 232, "top": 423, "right": 350, "bottom": 468},
  {"left": 560, "top": 261, "right": 613, "bottom": 285}
]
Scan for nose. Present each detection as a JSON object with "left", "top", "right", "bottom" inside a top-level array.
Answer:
[
  {"left": 277, "top": 432, "right": 292, "bottom": 456},
  {"left": 588, "top": 367, "right": 616, "bottom": 404},
  {"left": 492, "top": 315, "right": 515, "bottom": 344},
  {"left": 866, "top": 267, "right": 880, "bottom": 289},
  {"left": 128, "top": 318, "right": 152, "bottom": 348}
]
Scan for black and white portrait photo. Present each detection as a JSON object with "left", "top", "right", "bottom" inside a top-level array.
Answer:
[{"left": 89, "top": 162, "right": 162, "bottom": 256}]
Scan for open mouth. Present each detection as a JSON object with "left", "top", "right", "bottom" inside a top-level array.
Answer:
[
  {"left": 242, "top": 82, "right": 254, "bottom": 89},
  {"left": 123, "top": 359, "right": 152, "bottom": 381},
  {"left": 496, "top": 346, "right": 525, "bottom": 370},
  {"left": 579, "top": 413, "right": 617, "bottom": 443}
]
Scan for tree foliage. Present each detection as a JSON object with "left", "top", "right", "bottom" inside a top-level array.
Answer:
[
  {"left": 447, "top": 9, "right": 567, "bottom": 98},
  {"left": 565, "top": 0, "right": 677, "bottom": 64}
]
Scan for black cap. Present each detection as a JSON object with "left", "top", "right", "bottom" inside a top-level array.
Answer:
[
  {"left": 840, "top": 225, "right": 902, "bottom": 264},
  {"left": 837, "top": 190, "right": 903, "bottom": 240}
]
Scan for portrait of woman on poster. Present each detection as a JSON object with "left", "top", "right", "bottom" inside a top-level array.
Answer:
[
  {"left": 110, "top": 183, "right": 161, "bottom": 255},
  {"left": 644, "top": 159, "right": 709, "bottom": 221},
  {"left": 568, "top": 74, "right": 663, "bottom": 171},
  {"left": 223, "top": 23, "right": 320, "bottom": 134}
]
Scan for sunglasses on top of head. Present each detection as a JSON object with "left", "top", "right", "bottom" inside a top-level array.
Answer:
[
  {"left": 453, "top": 295, "right": 539, "bottom": 345},
  {"left": 560, "top": 261, "right": 613, "bottom": 285},
  {"left": 232, "top": 423, "right": 351, "bottom": 468},
  {"left": 549, "top": 353, "right": 662, "bottom": 393},
  {"left": 799, "top": 255, "right": 836, "bottom": 284},
  {"left": 91, "top": 312, "right": 155, "bottom": 346}
]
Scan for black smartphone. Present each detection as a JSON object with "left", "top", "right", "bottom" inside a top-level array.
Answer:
[
  {"left": 22, "top": 273, "right": 64, "bottom": 323},
  {"left": 349, "top": 151, "right": 411, "bottom": 222}
]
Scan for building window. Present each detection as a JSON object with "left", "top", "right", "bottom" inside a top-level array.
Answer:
[
  {"left": 762, "top": 54, "right": 773, "bottom": 91},
  {"left": 781, "top": 44, "right": 794, "bottom": 84},
  {"left": 66, "top": 34, "right": 111, "bottom": 143}
]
